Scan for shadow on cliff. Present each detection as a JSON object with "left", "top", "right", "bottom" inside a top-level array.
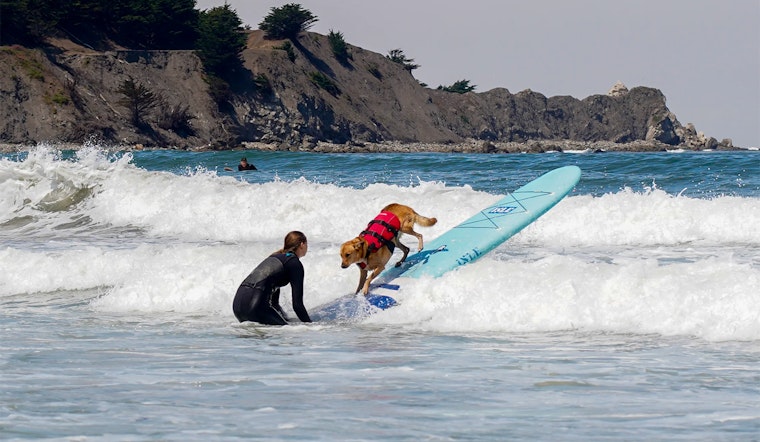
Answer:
[{"left": 292, "top": 36, "right": 336, "bottom": 78}]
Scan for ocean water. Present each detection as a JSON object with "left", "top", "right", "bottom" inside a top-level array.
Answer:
[{"left": 1, "top": 145, "right": 759, "bottom": 440}]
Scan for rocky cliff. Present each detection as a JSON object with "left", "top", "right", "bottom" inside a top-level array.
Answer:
[{"left": 0, "top": 31, "right": 735, "bottom": 151}]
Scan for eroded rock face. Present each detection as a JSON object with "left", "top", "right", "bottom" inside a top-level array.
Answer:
[
  {"left": 0, "top": 45, "right": 220, "bottom": 147},
  {"left": 608, "top": 81, "right": 629, "bottom": 97},
  {"left": 0, "top": 32, "right": 734, "bottom": 150},
  {"left": 646, "top": 112, "right": 681, "bottom": 145}
]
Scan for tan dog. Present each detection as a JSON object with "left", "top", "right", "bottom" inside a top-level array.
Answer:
[{"left": 340, "top": 203, "right": 437, "bottom": 295}]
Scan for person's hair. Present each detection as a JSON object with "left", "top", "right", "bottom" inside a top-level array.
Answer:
[
  {"left": 240, "top": 157, "right": 247, "bottom": 162},
  {"left": 275, "top": 231, "right": 307, "bottom": 254}
]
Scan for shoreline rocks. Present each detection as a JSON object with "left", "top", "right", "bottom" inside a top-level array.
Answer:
[{"left": 1, "top": 138, "right": 749, "bottom": 155}]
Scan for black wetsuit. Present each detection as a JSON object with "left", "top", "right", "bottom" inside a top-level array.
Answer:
[
  {"left": 238, "top": 164, "right": 257, "bottom": 171},
  {"left": 232, "top": 252, "right": 311, "bottom": 325}
]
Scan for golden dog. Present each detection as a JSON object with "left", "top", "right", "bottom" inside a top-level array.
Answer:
[{"left": 340, "top": 203, "right": 437, "bottom": 295}]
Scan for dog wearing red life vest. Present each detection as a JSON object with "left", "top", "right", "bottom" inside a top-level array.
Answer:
[{"left": 340, "top": 203, "right": 437, "bottom": 295}]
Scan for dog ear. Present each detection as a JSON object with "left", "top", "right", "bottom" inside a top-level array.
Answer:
[{"left": 353, "top": 239, "right": 365, "bottom": 253}]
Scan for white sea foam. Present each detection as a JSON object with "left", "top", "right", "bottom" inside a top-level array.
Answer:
[{"left": 2, "top": 147, "right": 759, "bottom": 341}]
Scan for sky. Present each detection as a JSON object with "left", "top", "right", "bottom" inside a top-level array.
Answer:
[{"left": 196, "top": 0, "right": 760, "bottom": 148}]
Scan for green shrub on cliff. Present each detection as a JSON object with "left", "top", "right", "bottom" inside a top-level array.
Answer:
[
  {"left": 252, "top": 74, "right": 273, "bottom": 97},
  {"left": 309, "top": 72, "right": 340, "bottom": 96},
  {"left": 438, "top": 79, "right": 477, "bottom": 94},
  {"left": 275, "top": 41, "right": 297, "bottom": 62},
  {"left": 328, "top": 30, "right": 350, "bottom": 64},
  {"left": 386, "top": 49, "right": 420, "bottom": 73},
  {"left": 259, "top": 3, "right": 318, "bottom": 40},
  {"left": 157, "top": 99, "right": 194, "bottom": 137}
]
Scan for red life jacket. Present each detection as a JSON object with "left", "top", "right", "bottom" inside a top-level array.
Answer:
[{"left": 357, "top": 211, "right": 400, "bottom": 268}]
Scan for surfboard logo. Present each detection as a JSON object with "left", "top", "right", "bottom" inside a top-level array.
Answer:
[
  {"left": 456, "top": 248, "right": 482, "bottom": 265},
  {"left": 489, "top": 206, "right": 516, "bottom": 214}
]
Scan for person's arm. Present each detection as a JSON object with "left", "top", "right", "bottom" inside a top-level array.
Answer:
[
  {"left": 271, "top": 288, "right": 288, "bottom": 320},
  {"left": 286, "top": 259, "right": 311, "bottom": 322}
]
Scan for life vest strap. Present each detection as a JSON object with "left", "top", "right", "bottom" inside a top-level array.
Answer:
[
  {"left": 361, "top": 229, "right": 396, "bottom": 253},
  {"left": 358, "top": 210, "right": 401, "bottom": 261},
  {"left": 366, "top": 218, "right": 399, "bottom": 236}
]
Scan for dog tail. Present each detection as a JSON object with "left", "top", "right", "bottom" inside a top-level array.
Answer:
[{"left": 414, "top": 212, "right": 437, "bottom": 227}]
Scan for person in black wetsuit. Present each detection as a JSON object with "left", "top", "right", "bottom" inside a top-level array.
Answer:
[
  {"left": 238, "top": 157, "right": 257, "bottom": 171},
  {"left": 232, "top": 231, "right": 312, "bottom": 325}
]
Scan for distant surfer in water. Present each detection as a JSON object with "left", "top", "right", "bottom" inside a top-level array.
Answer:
[
  {"left": 237, "top": 157, "right": 257, "bottom": 171},
  {"left": 232, "top": 231, "right": 312, "bottom": 325},
  {"left": 224, "top": 157, "right": 257, "bottom": 172}
]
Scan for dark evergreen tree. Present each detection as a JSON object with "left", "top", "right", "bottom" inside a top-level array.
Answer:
[
  {"left": 438, "top": 79, "right": 477, "bottom": 94},
  {"left": 58, "top": 0, "right": 118, "bottom": 49},
  {"left": 117, "top": 76, "right": 159, "bottom": 126},
  {"left": 386, "top": 48, "right": 420, "bottom": 72},
  {"left": 1, "top": 0, "right": 198, "bottom": 49},
  {"left": 195, "top": 4, "right": 246, "bottom": 77},
  {"left": 112, "top": 0, "right": 198, "bottom": 49},
  {"left": 1, "top": 0, "right": 62, "bottom": 44},
  {"left": 1, "top": 0, "right": 32, "bottom": 44},
  {"left": 259, "top": 3, "right": 317, "bottom": 40}
]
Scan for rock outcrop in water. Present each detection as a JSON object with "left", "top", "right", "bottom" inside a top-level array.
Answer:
[{"left": 0, "top": 31, "right": 736, "bottom": 152}]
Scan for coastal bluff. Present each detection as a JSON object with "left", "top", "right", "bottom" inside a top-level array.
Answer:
[{"left": 0, "top": 30, "right": 737, "bottom": 152}]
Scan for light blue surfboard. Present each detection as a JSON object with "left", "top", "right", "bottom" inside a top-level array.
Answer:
[
  {"left": 312, "top": 165, "right": 581, "bottom": 320},
  {"left": 311, "top": 293, "right": 397, "bottom": 321}
]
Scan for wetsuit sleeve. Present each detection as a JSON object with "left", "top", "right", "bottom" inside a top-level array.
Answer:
[
  {"left": 271, "top": 288, "right": 288, "bottom": 320},
  {"left": 285, "top": 258, "right": 311, "bottom": 323}
]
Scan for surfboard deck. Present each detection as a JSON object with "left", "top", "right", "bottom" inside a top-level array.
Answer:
[
  {"left": 313, "top": 166, "right": 581, "bottom": 320},
  {"left": 311, "top": 294, "right": 396, "bottom": 321}
]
